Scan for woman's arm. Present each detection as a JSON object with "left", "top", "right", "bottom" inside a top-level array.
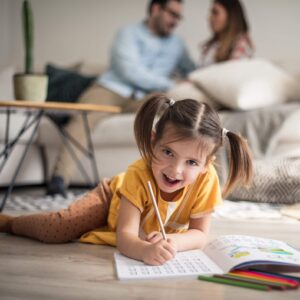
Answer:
[
  {"left": 147, "top": 214, "right": 212, "bottom": 252},
  {"left": 230, "top": 35, "right": 254, "bottom": 59},
  {"left": 116, "top": 197, "right": 177, "bottom": 265}
]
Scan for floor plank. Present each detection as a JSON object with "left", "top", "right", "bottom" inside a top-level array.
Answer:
[{"left": 1, "top": 218, "right": 300, "bottom": 299}]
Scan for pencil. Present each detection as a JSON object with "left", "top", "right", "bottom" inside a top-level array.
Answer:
[
  {"left": 147, "top": 181, "right": 167, "bottom": 240},
  {"left": 215, "top": 274, "right": 287, "bottom": 290},
  {"left": 230, "top": 270, "right": 299, "bottom": 288},
  {"left": 249, "top": 269, "right": 300, "bottom": 283},
  {"left": 198, "top": 275, "right": 271, "bottom": 291}
]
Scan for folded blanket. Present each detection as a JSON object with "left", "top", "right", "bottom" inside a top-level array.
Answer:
[
  {"left": 216, "top": 103, "right": 300, "bottom": 204},
  {"left": 219, "top": 102, "right": 300, "bottom": 158}
]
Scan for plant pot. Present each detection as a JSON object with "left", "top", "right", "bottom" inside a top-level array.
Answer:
[{"left": 13, "top": 73, "right": 48, "bottom": 102}]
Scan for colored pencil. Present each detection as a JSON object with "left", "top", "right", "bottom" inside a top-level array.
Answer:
[
  {"left": 246, "top": 270, "right": 299, "bottom": 286},
  {"left": 198, "top": 275, "right": 271, "bottom": 291},
  {"left": 233, "top": 270, "right": 299, "bottom": 286},
  {"left": 230, "top": 270, "right": 299, "bottom": 288},
  {"left": 230, "top": 271, "right": 297, "bottom": 288},
  {"left": 215, "top": 274, "right": 287, "bottom": 290},
  {"left": 249, "top": 269, "right": 300, "bottom": 283}
]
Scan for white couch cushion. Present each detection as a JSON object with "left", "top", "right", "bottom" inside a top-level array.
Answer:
[
  {"left": 38, "top": 113, "right": 136, "bottom": 147},
  {"left": 189, "top": 59, "right": 300, "bottom": 110}
]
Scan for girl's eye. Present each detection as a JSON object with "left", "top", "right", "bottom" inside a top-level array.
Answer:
[
  {"left": 162, "top": 149, "right": 173, "bottom": 157},
  {"left": 187, "top": 160, "right": 198, "bottom": 166}
]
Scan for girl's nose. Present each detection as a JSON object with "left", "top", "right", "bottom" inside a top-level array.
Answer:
[{"left": 170, "top": 162, "right": 183, "bottom": 177}]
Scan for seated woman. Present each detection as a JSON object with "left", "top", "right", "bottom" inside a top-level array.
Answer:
[
  {"left": 168, "top": 0, "right": 254, "bottom": 103},
  {"left": 200, "top": 0, "right": 254, "bottom": 67}
]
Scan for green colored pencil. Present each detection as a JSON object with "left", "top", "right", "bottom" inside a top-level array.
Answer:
[
  {"left": 198, "top": 275, "right": 271, "bottom": 291},
  {"left": 214, "top": 274, "right": 287, "bottom": 290}
]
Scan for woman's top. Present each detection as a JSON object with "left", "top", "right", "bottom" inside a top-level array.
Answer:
[
  {"left": 79, "top": 159, "right": 222, "bottom": 246},
  {"left": 200, "top": 34, "right": 254, "bottom": 68}
]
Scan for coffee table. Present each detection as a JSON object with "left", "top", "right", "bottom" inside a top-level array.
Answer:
[{"left": 0, "top": 100, "right": 121, "bottom": 211}]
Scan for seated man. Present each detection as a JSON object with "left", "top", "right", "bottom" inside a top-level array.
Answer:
[{"left": 48, "top": 0, "right": 195, "bottom": 196}]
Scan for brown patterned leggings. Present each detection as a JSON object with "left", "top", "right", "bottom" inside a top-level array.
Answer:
[{"left": 10, "top": 183, "right": 110, "bottom": 243}]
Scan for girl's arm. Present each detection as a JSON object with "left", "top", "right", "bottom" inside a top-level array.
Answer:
[
  {"left": 147, "top": 214, "right": 211, "bottom": 252},
  {"left": 116, "top": 196, "right": 176, "bottom": 265}
]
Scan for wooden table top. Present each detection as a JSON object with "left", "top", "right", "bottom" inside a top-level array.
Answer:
[{"left": 0, "top": 100, "right": 121, "bottom": 113}]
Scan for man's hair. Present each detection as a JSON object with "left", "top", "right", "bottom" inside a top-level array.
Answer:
[{"left": 147, "top": 0, "right": 183, "bottom": 15}]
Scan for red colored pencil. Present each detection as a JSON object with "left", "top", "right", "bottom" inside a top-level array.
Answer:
[{"left": 230, "top": 270, "right": 299, "bottom": 288}]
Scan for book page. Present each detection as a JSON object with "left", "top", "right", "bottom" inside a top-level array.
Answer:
[
  {"left": 114, "top": 250, "right": 223, "bottom": 280},
  {"left": 204, "top": 235, "right": 300, "bottom": 273}
]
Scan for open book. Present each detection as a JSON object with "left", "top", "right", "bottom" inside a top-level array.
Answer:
[{"left": 114, "top": 235, "right": 300, "bottom": 280}]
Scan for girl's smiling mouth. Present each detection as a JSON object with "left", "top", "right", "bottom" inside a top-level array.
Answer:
[{"left": 162, "top": 173, "right": 182, "bottom": 187}]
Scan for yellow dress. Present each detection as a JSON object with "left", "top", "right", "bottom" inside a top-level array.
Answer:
[{"left": 79, "top": 159, "right": 222, "bottom": 246}]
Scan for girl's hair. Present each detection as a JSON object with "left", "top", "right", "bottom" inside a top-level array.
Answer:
[
  {"left": 134, "top": 94, "right": 253, "bottom": 197},
  {"left": 206, "top": 0, "right": 253, "bottom": 62}
]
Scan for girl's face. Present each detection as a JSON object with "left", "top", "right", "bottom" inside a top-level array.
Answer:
[
  {"left": 151, "top": 125, "right": 212, "bottom": 200},
  {"left": 209, "top": 2, "right": 228, "bottom": 34}
]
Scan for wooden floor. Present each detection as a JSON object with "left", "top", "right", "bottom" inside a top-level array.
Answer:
[{"left": 1, "top": 217, "right": 300, "bottom": 300}]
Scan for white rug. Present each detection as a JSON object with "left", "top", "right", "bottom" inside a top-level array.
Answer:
[
  {"left": 3, "top": 191, "right": 86, "bottom": 212},
  {"left": 4, "top": 191, "right": 299, "bottom": 223},
  {"left": 213, "top": 200, "right": 299, "bottom": 223}
]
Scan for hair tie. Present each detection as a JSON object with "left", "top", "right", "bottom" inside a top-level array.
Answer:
[
  {"left": 169, "top": 98, "right": 175, "bottom": 106},
  {"left": 222, "top": 128, "right": 229, "bottom": 139}
]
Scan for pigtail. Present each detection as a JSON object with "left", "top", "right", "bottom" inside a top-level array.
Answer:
[
  {"left": 222, "top": 131, "right": 253, "bottom": 197},
  {"left": 134, "top": 94, "right": 171, "bottom": 162}
]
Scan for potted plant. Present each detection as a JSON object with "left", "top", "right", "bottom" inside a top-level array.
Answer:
[{"left": 14, "top": 0, "right": 48, "bottom": 102}]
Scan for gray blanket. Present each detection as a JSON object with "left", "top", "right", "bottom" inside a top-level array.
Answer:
[{"left": 216, "top": 102, "right": 300, "bottom": 203}]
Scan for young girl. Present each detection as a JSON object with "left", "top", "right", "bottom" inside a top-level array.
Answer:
[{"left": 0, "top": 95, "right": 252, "bottom": 266}]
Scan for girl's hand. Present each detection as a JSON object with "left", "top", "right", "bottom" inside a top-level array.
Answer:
[
  {"left": 142, "top": 239, "right": 177, "bottom": 266},
  {"left": 146, "top": 231, "right": 164, "bottom": 244}
]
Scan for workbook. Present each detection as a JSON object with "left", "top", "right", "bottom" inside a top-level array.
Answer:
[{"left": 114, "top": 235, "right": 300, "bottom": 280}]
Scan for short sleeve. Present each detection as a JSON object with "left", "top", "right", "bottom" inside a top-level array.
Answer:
[
  {"left": 118, "top": 164, "right": 149, "bottom": 213},
  {"left": 230, "top": 35, "right": 253, "bottom": 59},
  {"left": 190, "top": 165, "right": 222, "bottom": 219}
]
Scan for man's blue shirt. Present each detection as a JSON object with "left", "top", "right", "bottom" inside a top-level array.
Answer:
[{"left": 98, "top": 22, "right": 195, "bottom": 99}]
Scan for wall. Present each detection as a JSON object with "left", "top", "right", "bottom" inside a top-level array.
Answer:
[
  {"left": 1, "top": 0, "right": 300, "bottom": 73},
  {"left": 0, "top": 0, "right": 13, "bottom": 68}
]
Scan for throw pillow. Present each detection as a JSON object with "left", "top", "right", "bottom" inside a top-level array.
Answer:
[
  {"left": 46, "top": 63, "right": 96, "bottom": 103},
  {"left": 189, "top": 59, "right": 299, "bottom": 110},
  {"left": 45, "top": 64, "right": 96, "bottom": 125},
  {"left": 166, "top": 81, "right": 222, "bottom": 110}
]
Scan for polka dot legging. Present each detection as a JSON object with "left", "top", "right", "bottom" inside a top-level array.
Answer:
[{"left": 11, "top": 184, "right": 110, "bottom": 243}]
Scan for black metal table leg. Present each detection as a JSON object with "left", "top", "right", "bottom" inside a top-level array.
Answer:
[
  {"left": 57, "top": 125, "right": 93, "bottom": 183},
  {"left": 0, "top": 110, "right": 44, "bottom": 211},
  {"left": 82, "top": 112, "right": 100, "bottom": 184}
]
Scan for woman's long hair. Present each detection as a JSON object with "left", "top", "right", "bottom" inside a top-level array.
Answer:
[{"left": 205, "top": 0, "right": 253, "bottom": 62}]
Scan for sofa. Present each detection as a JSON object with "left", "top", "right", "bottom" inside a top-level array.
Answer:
[
  {"left": 1, "top": 60, "right": 300, "bottom": 204},
  {"left": 0, "top": 110, "right": 140, "bottom": 187}
]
